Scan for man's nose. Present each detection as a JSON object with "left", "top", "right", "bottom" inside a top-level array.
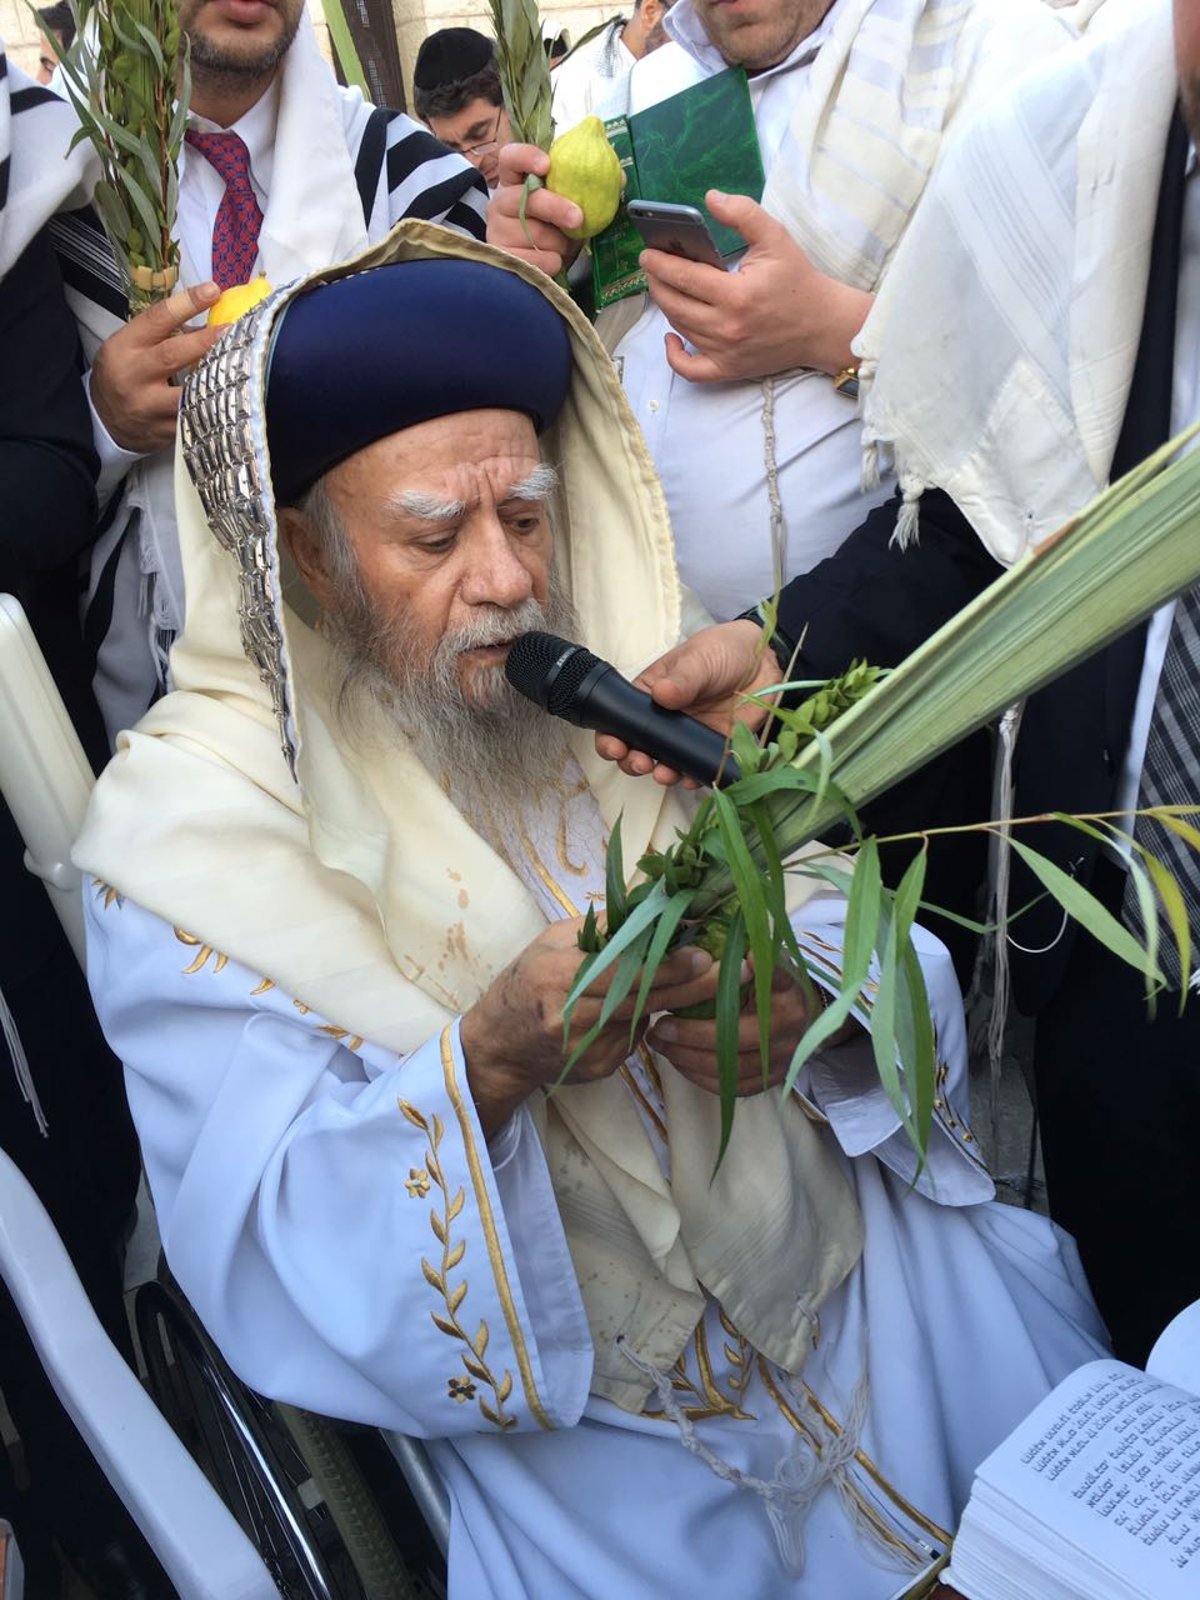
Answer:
[{"left": 461, "top": 526, "right": 535, "bottom": 608}]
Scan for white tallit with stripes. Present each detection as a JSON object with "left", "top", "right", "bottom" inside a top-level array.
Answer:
[
  {"left": 0, "top": 45, "right": 96, "bottom": 274},
  {"left": 759, "top": 0, "right": 1075, "bottom": 294},
  {"left": 855, "top": 0, "right": 1168, "bottom": 563},
  {"left": 47, "top": 9, "right": 487, "bottom": 744}
]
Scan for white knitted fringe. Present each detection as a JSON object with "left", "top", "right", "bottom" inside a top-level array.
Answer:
[
  {"left": 0, "top": 981, "right": 47, "bottom": 1134},
  {"left": 618, "top": 1338, "right": 880, "bottom": 1576}
]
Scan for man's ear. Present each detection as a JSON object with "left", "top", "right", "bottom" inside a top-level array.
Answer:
[{"left": 278, "top": 506, "right": 337, "bottom": 612}]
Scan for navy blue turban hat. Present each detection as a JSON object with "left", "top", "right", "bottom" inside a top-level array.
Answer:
[{"left": 265, "top": 257, "right": 574, "bottom": 508}]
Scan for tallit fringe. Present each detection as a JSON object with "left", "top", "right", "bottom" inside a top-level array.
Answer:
[
  {"left": 136, "top": 552, "right": 175, "bottom": 695},
  {"left": 892, "top": 468, "right": 927, "bottom": 550},
  {"left": 973, "top": 703, "right": 1024, "bottom": 1136},
  {"left": 0, "top": 982, "right": 47, "bottom": 1135},
  {"left": 618, "top": 1340, "right": 895, "bottom": 1576}
]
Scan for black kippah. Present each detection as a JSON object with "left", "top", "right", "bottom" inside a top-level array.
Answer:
[
  {"left": 265, "top": 258, "right": 573, "bottom": 508},
  {"left": 413, "top": 27, "right": 494, "bottom": 90}
]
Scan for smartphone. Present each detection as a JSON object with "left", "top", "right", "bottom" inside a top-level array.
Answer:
[{"left": 625, "top": 200, "right": 728, "bottom": 270}]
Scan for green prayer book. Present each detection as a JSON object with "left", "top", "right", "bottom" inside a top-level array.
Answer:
[{"left": 591, "top": 67, "right": 765, "bottom": 310}]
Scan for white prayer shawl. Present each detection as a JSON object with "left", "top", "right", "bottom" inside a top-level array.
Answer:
[
  {"left": 75, "top": 225, "right": 868, "bottom": 1411},
  {"left": 0, "top": 46, "right": 96, "bottom": 274},
  {"left": 855, "top": 0, "right": 1173, "bottom": 563},
  {"left": 56, "top": 10, "right": 487, "bottom": 743},
  {"left": 595, "top": 0, "right": 1074, "bottom": 352}
]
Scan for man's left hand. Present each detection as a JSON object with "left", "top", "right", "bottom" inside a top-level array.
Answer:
[
  {"left": 640, "top": 189, "right": 872, "bottom": 385},
  {"left": 646, "top": 965, "right": 819, "bottom": 1095}
]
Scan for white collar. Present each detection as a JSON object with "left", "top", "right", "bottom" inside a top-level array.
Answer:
[
  {"left": 665, "top": 0, "right": 847, "bottom": 83},
  {"left": 187, "top": 74, "right": 281, "bottom": 195}
]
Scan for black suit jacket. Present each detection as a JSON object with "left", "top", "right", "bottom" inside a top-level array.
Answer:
[{"left": 0, "top": 226, "right": 102, "bottom": 986}]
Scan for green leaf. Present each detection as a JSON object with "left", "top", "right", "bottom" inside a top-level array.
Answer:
[
  {"left": 605, "top": 815, "right": 629, "bottom": 933},
  {"left": 1007, "top": 836, "right": 1164, "bottom": 986},
  {"left": 1159, "top": 812, "right": 1200, "bottom": 856},
  {"left": 890, "top": 849, "right": 933, "bottom": 1161},
  {"left": 713, "top": 910, "right": 748, "bottom": 1174},
  {"left": 563, "top": 879, "right": 668, "bottom": 1014},
  {"left": 1140, "top": 847, "right": 1192, "bottom": 1010},
  {"left": 631, "top": 888, "right": 696, "bottom": 1042},
  {"left": 730, "top": 720, "right": 763, "bottom": 777},
  {"left": 748, "top": 800, "right": 804, "bottom": 969},
  {"left": 842, "top": 837, "right": 882, "bottom": 995},
  {"left": 869, "top": 896, "right": 905, "bottom": 1142},
  {"left": 712, "top": 788, "right": 773, "bottom": 1073},
  {"left": 563, "top": 923, "right": 653, "bottom": 1077},
  {"left": 897, "top": 936, "right": 935, "bottom": 1165}
]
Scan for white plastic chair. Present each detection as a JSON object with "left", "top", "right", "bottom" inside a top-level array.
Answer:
[{"left": 0, "top": 593, "right": 278, "bottom": 1600}]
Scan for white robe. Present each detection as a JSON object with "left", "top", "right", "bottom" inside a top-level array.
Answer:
[{"left": 84, "top": 880, "right": 1107, "bottom": 1600}]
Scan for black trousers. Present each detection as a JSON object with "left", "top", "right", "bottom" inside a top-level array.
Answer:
[{"left": 1034, "top": 868, "right": 1200, "bottom": 1366}]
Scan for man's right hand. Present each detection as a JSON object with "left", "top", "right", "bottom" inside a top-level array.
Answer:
[
  {"left": 89, "top": 280, "right": 226, "bottom": 454},
  {"left": 595, "top": 619, "right": 784, "bottom": 786},
  {"left": 486, "top": 144, "right": 585, "bottom": 278},
  {"left": 461, "top": 918, "right": 718, "bottom": 1135}
]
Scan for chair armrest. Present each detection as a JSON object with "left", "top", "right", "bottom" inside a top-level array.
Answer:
[
  {"left": 0, "top": 595, "right": 94, "bottom": 964},
  {"left": 0, "top": 1148, "right": 277, "bottom": 1600}
]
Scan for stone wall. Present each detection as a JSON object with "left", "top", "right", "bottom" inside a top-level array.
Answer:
[{"left": 0, "top": 0, "right": 626, "bottom": 110}]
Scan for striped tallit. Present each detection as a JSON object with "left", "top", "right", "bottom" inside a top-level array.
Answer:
[
  {"left": 0, "top": 46, "right": 96, "bottom": 273},
  {"left": 760, "top": 0, "right": 1076, "bottom": 295},
  {"left": 854, "top": 0, "right": 1169, "bottom": 562}
]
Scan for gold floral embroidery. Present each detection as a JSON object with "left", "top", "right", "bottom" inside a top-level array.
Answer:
[
  {"left": 398, "top": 1096, "right": 516, "bottom": 1432},
  {"left": 173, "top": 929, "right": 229, "bottom": 975},
  {"left": 93, "top": 880, "right": 122, "bottom": 910},
  {"left": 251, "top": 977, "right": 275, "bottom": 996}
]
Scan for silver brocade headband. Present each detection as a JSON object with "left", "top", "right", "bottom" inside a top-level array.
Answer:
[{"left": 179, "top": 287, "right": 301, "bottom": 777}]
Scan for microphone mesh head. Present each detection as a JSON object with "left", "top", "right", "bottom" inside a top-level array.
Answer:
[{"left": 505, "top": 631, "right": 599, "bottom": 714}]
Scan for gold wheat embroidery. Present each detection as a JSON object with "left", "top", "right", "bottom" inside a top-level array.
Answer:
[
  {"left": 93, "top": 879, "right": 123, "bottom": 910},
  {"left": 173, "top": 929, "right": 229, "bottom": 975},
  {"left": 645, "top": 1314, "right": 758, "bottom": 1424},
  {"left": 397, "top": 1097, "right": 516, "bottom": 1430},
  {"left": 318, "top": 1023, "right": 365, "bottom": 1052}
]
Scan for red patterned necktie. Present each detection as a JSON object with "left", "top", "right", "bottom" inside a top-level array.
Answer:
[{"left": 185, "top": 129, "right": 264, "bottom": 290}]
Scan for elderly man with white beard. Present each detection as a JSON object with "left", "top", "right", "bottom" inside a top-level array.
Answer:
[{"left": 75, "top": 230, "right": 1106, "bottom": 1600}]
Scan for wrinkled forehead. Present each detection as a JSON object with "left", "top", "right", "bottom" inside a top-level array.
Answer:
[{"left": 316, "top": 409, "right": 549, "bottom": 513}]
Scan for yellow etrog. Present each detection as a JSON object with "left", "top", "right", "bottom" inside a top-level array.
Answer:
[{"left": 544, "top": 116, "right": 622, "bottom": 241}]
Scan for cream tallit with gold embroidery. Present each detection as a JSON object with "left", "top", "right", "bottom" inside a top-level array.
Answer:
[{"left": 75, "top": 224, "right": 862, "bottom": 1410}]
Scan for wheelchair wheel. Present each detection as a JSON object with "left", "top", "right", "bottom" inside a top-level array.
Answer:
[{"left": 134, "top": 1279, "right": 438, "bottom": 1600}]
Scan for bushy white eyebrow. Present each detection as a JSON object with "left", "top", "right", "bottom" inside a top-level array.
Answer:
[{"left": 392, "top": 463, "right": 559, "bottom": 523}]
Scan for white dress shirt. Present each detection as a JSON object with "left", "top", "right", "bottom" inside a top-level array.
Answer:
[
  {"left": 612, "top": 0, "right": 891, "bottom": 622},
  {"left": 85, "top": 81, "right": 282, "bottom": 498}
]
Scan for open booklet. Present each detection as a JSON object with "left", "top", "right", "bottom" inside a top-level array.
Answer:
[{"left": 944, "top": 1299, "right": 1200, "bottom": 1599}]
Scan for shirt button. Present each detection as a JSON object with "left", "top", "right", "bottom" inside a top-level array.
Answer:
[{"left": 647, "top": 399, "right": 660, "bottom": 414}]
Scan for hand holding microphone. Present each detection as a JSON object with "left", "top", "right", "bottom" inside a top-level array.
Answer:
[{"left": 504, "top": 631, "right": 741, "bottom": 788}]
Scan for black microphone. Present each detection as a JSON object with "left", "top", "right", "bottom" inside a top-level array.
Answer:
[{"left": 504, "top": 631, "right": 740, "bottom": 787}]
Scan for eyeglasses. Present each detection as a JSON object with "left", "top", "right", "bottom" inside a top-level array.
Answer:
[{"left": 459, "top": 110, "right": 503, "bottom": 161}]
